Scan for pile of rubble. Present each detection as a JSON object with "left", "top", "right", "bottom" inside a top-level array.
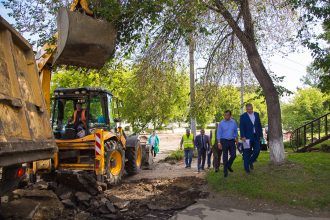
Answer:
[{"left": 0, "top": 171, "right": 208, "bottom": 220}]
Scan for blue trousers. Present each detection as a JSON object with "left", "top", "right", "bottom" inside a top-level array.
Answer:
[
  {"left": 221, "top": 139, "right": 236, "bottom": 175},
  {"left": 243, "top": 136, "right": 261, "bottom": 172},
  {"left": 184, "top": 149, "right": 193, "bottom": 167},
  {"left": 197, "top": 148, "right": 206, "bottom": 171}
]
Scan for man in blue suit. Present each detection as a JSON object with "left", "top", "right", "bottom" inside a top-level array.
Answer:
[
  {"left": 240, "top": 103, "right": 263, "bottom": 174},
  {"left": 195, "top": 128, "right": 210, "bottom": 172}
]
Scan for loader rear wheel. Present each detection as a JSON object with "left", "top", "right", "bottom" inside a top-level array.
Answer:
[
  {"left": 125, "top": 140, "right": 142, "bottom": 175},
  {"left": 105, "top": 140, "right": 125, "bottom": 185}
]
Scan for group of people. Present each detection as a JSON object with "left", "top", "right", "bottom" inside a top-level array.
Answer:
[{"left": 180, "top": 103, "right": 263, "bottom": 177}]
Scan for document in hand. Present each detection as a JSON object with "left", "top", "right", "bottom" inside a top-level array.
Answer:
[{"left": 243, "top": 139, "right": 250, "bottom": 149}]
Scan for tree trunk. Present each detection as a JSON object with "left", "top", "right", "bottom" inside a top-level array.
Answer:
[
  {"left": 244, "top": 43, "right": 285, "bottom": 164},
  {"left": 214, "top": 0, "right": 285, "bottom": 164}
]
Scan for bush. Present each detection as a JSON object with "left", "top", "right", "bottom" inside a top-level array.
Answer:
[
  {"left": 283, "top": 141, "right": 291, "bottom": 149},
  {"left": 164, "top": 149, "right": 184, "bottom": 162}
]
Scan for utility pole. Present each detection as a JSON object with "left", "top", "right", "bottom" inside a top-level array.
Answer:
[
  {"left": 189, "top": 35, "right": 197, "bottom": 138},
  {"left": 240, "top": 47, "right": 244, "bottom": 115},
  {"left": 240, "top": 62, "right": 244, "bottom": 115}
]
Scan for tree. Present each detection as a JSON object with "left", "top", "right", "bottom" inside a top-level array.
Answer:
[
  {"left": 290, "top": 0, "right": 330, "bottom": 92},
  {"left": 282, "top": 88, "right": 329, "bottom": 131},
  {"left": 4, "top": 0, "right": 297, "bottom": 163},
  {"left": 195, "top": 83, "right": 219, "bottom": 128},
  {"left": 51, "top": 62, "right": 189, "bottom": 132},
  {"left": 121, "top": 63, "right": 189, "bottom": 132},
  {"left": 214, "top": 86, "right": 241, "bottom": 123},
  {"left": 301, "top": 64, "right": 323, "bottom": 88},
  {"left": 198, "top": 0, "right": 287, "bottom": 163}
]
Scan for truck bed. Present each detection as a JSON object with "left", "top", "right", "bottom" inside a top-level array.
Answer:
[{"left": 0, "top": 16, "right": 57, "bottom": 166}]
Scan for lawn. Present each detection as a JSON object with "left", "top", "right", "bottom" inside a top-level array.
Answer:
[
  {"left": 207, "top": 151, "right": 330, "bottom": 210},
  {"left": 164, "top": 149, "right": 184, "bottom": 162}
]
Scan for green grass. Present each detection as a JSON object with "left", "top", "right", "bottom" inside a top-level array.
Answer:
[
  {"left": 164, "top": 149, "right": 184, "bottom": 161},
  {"left": 207, "top": 152, "right": 330, "bottom": 210},
  {"left": 315, "top": 139, "right": 330, "bottom": 148}
]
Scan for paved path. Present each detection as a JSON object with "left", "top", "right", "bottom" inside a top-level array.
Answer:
[
  {"left": 141, "top": 132, "right": 330, "bottom": 220},
  {"left": 171, "top": 202, "right": 329, "bottom": 220}
]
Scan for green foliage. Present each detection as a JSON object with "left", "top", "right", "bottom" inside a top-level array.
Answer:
[
  {"left": 194, "top": 85, "right": 268, "bottom": 127},
  {"left": 302, "top": 63, "right": 330, "bottom": 93},
  {"left": 207, "top": 152, "right": 330, "bottom": 210},
  {"left": 283, "top": 140, "right": 291, "bottom": 149},
  {"left": 213, "top": 86, "right": 268, "bottom": 126},
  {"left": 282, "top": 88, "right": 329, "bottom": 130},
  {"left": 214, "top": 86, "right": 241, "bottom": 123},
  {"left": 290, "top": 0, "right": 330, "bottom": 92},
  {"left": 164, "top": 149, "right": 184, "bottom": 162},
  {"left": 195, "top": 84, "right": 219, "bottom": 128},
  {"left": 51, "top": 62, "right": 189, "bottom": 132},
  {"left": 301, "top": 64, "right": 323, "bottom": 87},
  {"left": 255, "top": 75, "right": 293, "bottom": 98},
  {"left": 122, "top": 63, "right": 189, "bottom": 131}
]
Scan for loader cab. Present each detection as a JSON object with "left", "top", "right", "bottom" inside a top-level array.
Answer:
[{"left": 51, "top": 87, "right": 115, "bottom": 140}]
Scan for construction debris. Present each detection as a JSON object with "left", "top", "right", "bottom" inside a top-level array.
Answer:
[{"left": 0, "top": 175, "right": 207, "bottom": 220}]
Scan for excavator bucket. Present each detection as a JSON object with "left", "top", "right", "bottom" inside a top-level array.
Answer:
[{"left": 53, "top": 8, "right": 117, "bottom": 69}]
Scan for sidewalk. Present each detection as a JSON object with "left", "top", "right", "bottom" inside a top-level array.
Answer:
[{"left": 171, "top": 193, "right": 330, "bottom": 220}]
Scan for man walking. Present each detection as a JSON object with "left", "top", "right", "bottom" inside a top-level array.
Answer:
[
  {"left": 207, "top": 129, "right": 216, "bottom": 169},
  {"left": 217, "top": 110, "right": 238, "bottom": 177},
  {"left": 240, "top": 103, "right": 263, "bottom": 174},
  {"left": 211, "top": 123, "right": 222, "bottom": 172},
  {"left": 180, "top": 128, "right": 194, "bottom": 168},
  {"left": 195, "top": 129, "right": 210, "bottom": 172}
]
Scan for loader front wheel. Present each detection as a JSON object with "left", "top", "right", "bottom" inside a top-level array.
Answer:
[
  {"left": 105, "top": 140, "right": 125, "bottom": 185},
  {"left": 125, "top": 140, "right": 142, "bottom": 175}
]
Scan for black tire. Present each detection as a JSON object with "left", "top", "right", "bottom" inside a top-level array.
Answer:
[
  {"left": 125, "top": 140, "right": 142, "bottom": 175},
  {"left": 0, "top": 165, "right": 23, "bottom": 196},
  {"left": 104, "top": 139, "right": 125, "bottom": 185},
  {"left": 141, "top": 144, "right": 153, "bottom": 167}
]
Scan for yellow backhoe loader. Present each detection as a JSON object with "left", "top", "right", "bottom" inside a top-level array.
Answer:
[
  {"left": 32, "top": 0, "right": 152, "bottom": 184},
  {"left": 0, "top": 0, "right": 151, "bottom": 195}
]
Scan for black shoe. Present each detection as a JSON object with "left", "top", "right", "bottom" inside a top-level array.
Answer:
[
  {"left": 215, "top": 169, "right": 219, "bottom": 173},
  {"left": 228, "top": 167, "right": 234, "bottom": 172},
  {"left": 250, "top": 163, "right": 254, "bottom": 170},
  {"left": 246, "top": 171, "right": 250, "bottom": 175},
  {"left": 185, "top": 166, "right": 188, "bottom": 168},
  {"left": 224, "top": 173, "right": 228, "bottom": 178}
]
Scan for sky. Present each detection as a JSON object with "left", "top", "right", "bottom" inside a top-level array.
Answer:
[{"left": 0, "top": 4, "right": 314, "bottom": 96}]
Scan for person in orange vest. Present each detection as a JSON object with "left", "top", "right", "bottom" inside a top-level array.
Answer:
[{"left": 73, "top": 103, "right": 87, "bottom": 131}]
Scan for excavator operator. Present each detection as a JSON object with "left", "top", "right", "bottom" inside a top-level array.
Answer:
[{"left": 72, "top": 103, "right": 87, "bottom": 137}]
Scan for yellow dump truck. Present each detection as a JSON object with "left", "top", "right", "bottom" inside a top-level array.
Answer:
[{"left": 0, "top": 17, "right": 57, "bottom": 195}]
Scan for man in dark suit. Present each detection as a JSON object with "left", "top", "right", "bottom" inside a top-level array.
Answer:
[
  {"left": 211, "top": 123, "right": 222, "bottom": 172},
  {"left": 195, "top": 128, "right": 210, "bottom": 172},
  {"left": 239, "top": 103, "right": 263, "bottom": 174}
]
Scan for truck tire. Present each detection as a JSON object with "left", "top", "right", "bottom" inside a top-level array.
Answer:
[
  {"left": 104, "top": 140, "right": 125, "bottom": 185},
  {"left": 125, "top": 140, "right": 142, "bottom": 175},
  {"left": 141, "top": 144, "right": 153, "bottom": 167},
  {"left": 0, "top": 165, "right": 24, "bottom": 196}
]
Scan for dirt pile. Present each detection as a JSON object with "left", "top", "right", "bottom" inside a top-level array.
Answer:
[
  {"left": 104, "top": 176, "right": 209, "bottom": 219},
  {"left": 0, "top": 173, "right": 207, "bottom": 220}
]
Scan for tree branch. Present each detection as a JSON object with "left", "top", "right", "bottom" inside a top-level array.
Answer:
[
  {"left": 214, "top": 0, "right": 247, "bottom": 43},
  {"left": 241, "top": 0, "right": 255, "bottom": 40}
]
